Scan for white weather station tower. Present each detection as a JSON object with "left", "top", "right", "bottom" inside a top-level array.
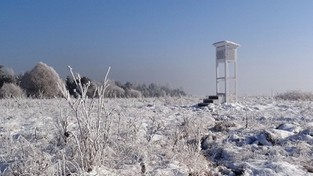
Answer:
[
  {"left": 199, "top": 40, "right": 240, "bottom": 106},
  {"left": 214, "top": 41, "right": 240, "bottom": 103}
]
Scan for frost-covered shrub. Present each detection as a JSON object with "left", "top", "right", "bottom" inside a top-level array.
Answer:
[
  {"left": 0, "top": 83, "right": 24, "bottom": 98},
  {"left": 105, "top": 83, "right": 125, "bottom": 98},
  {"left": 125, "top": 88, "right": 142, "bottom": 98},
  {"left": 210, "top": 121, "right": 239, "bottom": 132},
  {"left": 275, "top": 90, "right": 313, "bottom": 101},
  {"left": 20, "top": 62, "right": 62, "bottom": 98},
  {"left": 57, "top": 66, "right": 111, "bottom": 172}
]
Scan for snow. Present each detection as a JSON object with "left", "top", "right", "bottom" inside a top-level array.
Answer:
[
  {"left": 0, "top": 97, "right": 313, "bottom": 175},
  {"left": 243, "top": 160, "right": 308, "bottom": 176}
]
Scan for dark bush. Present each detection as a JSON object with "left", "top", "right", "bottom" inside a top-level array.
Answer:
[{"left": 65, "top": 75, "right": 96, "bottom": 98}]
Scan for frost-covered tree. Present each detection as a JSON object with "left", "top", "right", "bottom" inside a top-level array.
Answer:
[
  {"left": 20, "top": 62, "right": 62, "bottom": 98},
  {"left": 148, "top": 83, "right": 166, "bottom": 97},
  {"left": 111, "top": 81, "right": 186, "bottom": 98}
]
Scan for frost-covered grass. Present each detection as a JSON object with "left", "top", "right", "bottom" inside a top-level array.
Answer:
[{"left": 0, "top": 97, "right": 313, "bottom": 175}]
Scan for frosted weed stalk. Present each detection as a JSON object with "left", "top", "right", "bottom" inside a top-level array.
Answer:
[
  {"left": 170, "top": 114, "right": 211, "bottom": 174},
  {"left": 57, "top": 66, "right": 111, "bottom": 172},
  {"left": 0, "top": 132, "right": 52, "bottom": 175}
]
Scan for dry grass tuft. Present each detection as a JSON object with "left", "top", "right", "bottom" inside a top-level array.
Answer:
[{"left": 275, "top": 90, "right": 313, "bottom": 101}]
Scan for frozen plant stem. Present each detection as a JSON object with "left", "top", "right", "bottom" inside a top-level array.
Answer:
[
  {"left": 57, "top": 65, "right": 111, "bottom": 172},
  {"left": 245, "top": 111, "right": 248, "bottom": 129}
]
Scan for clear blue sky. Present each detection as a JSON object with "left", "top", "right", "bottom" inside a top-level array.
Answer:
[{"left": 1, "top": 0, "right": 313, "bottom": 96}]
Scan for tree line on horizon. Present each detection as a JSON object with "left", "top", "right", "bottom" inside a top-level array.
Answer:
[{"left": 0, "top": 62, "right": 186, "bottom": 99}]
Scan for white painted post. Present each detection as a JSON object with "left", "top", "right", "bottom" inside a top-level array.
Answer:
[{"left": 225, "top": 59, "right": 228, "bottom": 102}]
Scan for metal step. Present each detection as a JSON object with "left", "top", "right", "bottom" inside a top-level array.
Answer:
[
  {"left": 208, "top": 95, "right": 219, "bottom": 100},
  {"left": 197, "top": 102, "right": 209, "bottom": 107},
  {"left": 203, "top": 99, "right": 214, "bottom": 103}
]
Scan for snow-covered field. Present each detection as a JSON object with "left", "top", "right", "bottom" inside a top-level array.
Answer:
[{"left": 0, "top": 97, "right": 313, "bottom": 175}]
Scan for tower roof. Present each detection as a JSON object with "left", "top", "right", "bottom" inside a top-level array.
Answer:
[{"left": 213, "top": 40, "right": 240, "bottom": 48}]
